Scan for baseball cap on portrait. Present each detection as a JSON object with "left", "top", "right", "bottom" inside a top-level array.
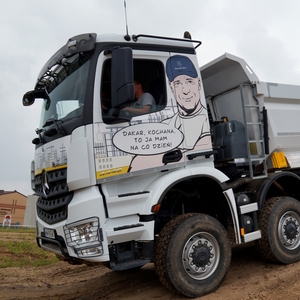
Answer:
[{"left": 166, "top": 55, "right": 198, "bottom": 82}]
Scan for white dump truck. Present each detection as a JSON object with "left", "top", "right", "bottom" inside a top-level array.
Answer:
[{"left": 23, "top": 32, "right": 300, "bottom": 298}]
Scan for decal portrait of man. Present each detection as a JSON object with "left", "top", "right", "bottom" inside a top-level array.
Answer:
[{"left": 164, "top": 55, "right": 211, "bottom": 150}]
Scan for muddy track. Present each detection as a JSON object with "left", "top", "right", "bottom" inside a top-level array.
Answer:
[{"left": 1, "top": 244, "right": 300, "bottom": 300}]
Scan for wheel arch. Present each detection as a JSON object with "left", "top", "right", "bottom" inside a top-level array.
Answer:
[
  {"left": 257, "top": 171, "right": 300, "bottom": 210},
  {"left": 148, "top": 166, "right": 229, "bottom": 205},
  {"left": 147, "top": 166, "right": 235, "bottom": 235}
]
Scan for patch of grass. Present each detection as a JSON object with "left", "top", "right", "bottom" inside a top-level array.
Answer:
[
  {"left": 0, "top": 227, "right": 59, "bottom": 268},
  {"left": 0, "top": 227, "right": 35, "bottom": 232}
]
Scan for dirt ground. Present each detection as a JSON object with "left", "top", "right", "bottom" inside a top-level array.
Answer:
[{"left": 2, "top": 234, "right": 300, "bottom": 300}]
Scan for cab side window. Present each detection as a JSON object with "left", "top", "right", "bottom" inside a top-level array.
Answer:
[
  {"left": 101, "top": 58, "right": 166, "bottom": 121},
  {"left": 133, "top": 59, "right": 166, "bottom": 110}
]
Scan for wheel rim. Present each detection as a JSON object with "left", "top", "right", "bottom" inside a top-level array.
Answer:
[
  {"left": 278, "top": 211, "right": 300, "bottom": 250},
  {"left": 182, "top": 232, "right": 220, "bottom": 280}
]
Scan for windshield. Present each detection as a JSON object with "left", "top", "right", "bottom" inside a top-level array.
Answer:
[{"left": 39, "top": 53, "right": 90, "bottom": 128}]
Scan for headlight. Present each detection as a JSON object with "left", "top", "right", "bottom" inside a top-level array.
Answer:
[
  {"left": 64, "top": 217, "right": 103, "bottom": 258},
  {"left": 69, "top": 222, "right": 97, "bottom": 245}
]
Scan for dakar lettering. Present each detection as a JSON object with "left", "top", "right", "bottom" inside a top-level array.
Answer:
[{"left": 123, "top": 130, "right": 144, "bottom": 136}]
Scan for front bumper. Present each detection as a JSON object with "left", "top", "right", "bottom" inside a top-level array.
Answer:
[{"left": 36, "top": 186, "right": 110, "bottom": 263}]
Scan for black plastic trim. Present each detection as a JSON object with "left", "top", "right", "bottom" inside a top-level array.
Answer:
[
  {"left": 262, "top": 106, "right": 269, "bottom": 154},
  {"left": 118, "top": 191, "right": 150, "bottom": 198},
  {"left": 132, "top": 34, "right": 201, "bottom": 49},
  {"left": 36, "top": 33, "right": 97, "bottom": 83},
  {"left": 139, "top": 214, "right": 155, "bottom": 222},
  {"left": 37, "top": 235, "right": 69, "bottom": 257},
  {"left": 187, "top": 150, "right": 218, "bottom": 160},
  {"left": 113, "top": 223, "right": 144, "bottom": 231}
]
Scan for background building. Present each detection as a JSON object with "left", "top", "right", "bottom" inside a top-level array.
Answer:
[
  {"left": 23, "top": 195, "right": 37, "bottom": 227},
  {"left": 0, "top": 190, "right": 27, "bottom": 225}
]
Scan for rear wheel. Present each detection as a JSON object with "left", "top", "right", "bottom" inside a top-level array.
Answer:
[
  {"left": 154, "top": 213, "right": 231, "bottom": 298},
  {"left": 257, "top": 196, "right": 300, "bottom": 264}
]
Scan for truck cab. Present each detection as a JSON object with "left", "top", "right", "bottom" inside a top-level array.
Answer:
[{"left": 23, "top": 32, "right": 218, "bottom": 264}]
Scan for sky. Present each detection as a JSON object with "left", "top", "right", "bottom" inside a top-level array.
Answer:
[{"left": 1, "top": 0, "right": 300, "bottom": 196}]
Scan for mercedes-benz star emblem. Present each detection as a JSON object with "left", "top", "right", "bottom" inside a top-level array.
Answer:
[{"left": 42, "top": 171, "right": 50, "bottom": 197}]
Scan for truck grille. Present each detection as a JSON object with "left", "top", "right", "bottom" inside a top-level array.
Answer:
[{"left": 34, "top": 168, "right": 73, "bottom": 224}]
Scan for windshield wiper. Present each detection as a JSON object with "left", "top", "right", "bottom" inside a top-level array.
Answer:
[{"left": 43, "top": 118, "right": 64, "bottom": 134}]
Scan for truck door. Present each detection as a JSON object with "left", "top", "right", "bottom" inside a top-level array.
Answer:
[{"left": 94, "top": 50, "right": 212, "bottom": 183}]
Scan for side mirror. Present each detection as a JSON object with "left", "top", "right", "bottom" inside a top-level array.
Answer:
[
  {"left": 22, "top": 89, "right": 48, "bottom": 106},
  {"left": 22, "top": 90, "right": 36, "bottom": 106},
  {"left": 111, "top": 47, "right": 134, "bottom": 108}
]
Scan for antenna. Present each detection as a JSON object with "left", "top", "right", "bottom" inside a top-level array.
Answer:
[{"left": 124, "top": 1, "right": 131, "bottom": 41}]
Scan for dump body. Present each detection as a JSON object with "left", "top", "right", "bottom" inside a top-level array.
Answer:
[{"left": 201, "top": 53, "right": 300, "bottom": 174}]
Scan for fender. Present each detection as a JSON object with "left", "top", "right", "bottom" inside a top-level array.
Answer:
[
  {"left": 257, "top": 171, "right": 300, "bottom": 210},
  {"left": 145, "top": 165, "right": 242, "bottom": 242},
  {"left": 146, "top": 165, "right": 230, "bottom": 209}
]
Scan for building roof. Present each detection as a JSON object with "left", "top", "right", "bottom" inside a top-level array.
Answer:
[{"left": 0, "top": 190, "right": 27, "bottom": 197}]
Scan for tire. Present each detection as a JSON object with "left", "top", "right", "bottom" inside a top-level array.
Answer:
[
  {"left": 154, "top": 213, "right": 231, "bottom": 298},
  {"left": 257, "top": 196, "right": 300, "bottom": 264}
]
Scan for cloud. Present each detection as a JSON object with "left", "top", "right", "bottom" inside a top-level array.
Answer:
[{"left": 1, "top": 0, "right": 300, "bottom": 196}]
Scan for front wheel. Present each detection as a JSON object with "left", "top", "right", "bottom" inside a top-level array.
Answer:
[
  {"left": 154, "top": 213, "right": 231, "bottom": 298},
  {"left": 257, "top": 196, "right": 300, "bottom": 264}
]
